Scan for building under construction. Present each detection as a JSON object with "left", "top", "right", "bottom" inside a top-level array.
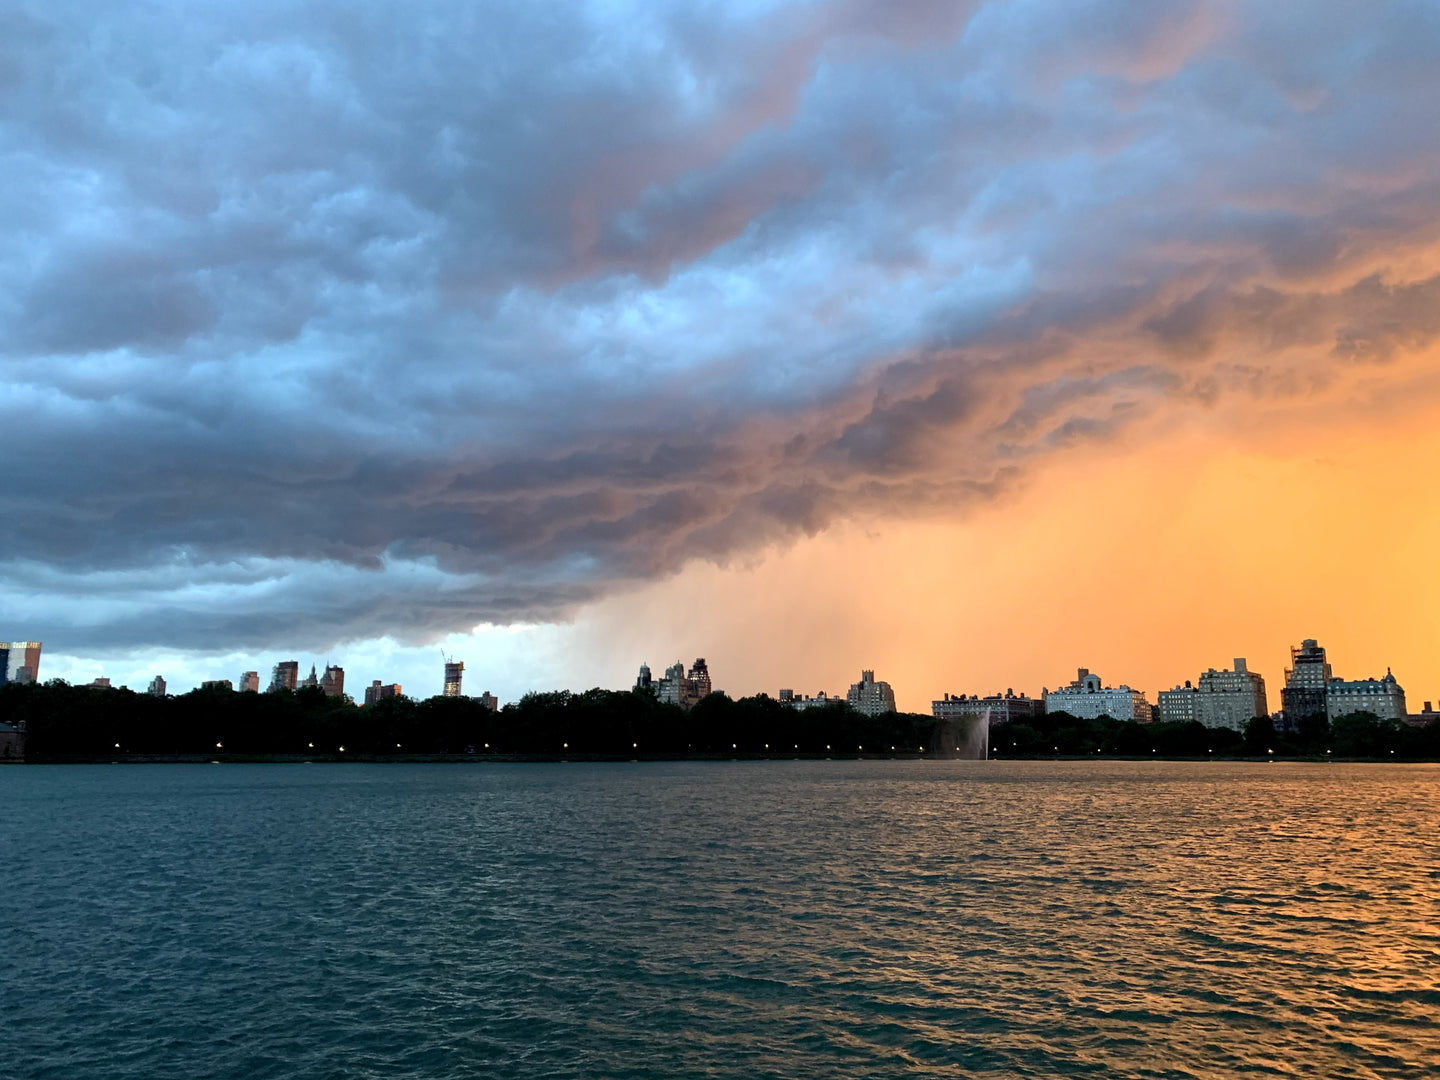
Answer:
[
  {"left": 1281, "top": 638, "right": 1331, "bottom": 723},
  {"left": 444, "top": 660, "right": 464, "bottom": 697}
]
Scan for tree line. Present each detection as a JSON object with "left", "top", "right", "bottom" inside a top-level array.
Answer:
[{"left": 2, "top": 679, "right": 1435, "bottom": 760}]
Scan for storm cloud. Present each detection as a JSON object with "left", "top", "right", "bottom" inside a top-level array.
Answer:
[{"left": 4, "top": 0, "right": 1440, "bottom": 652}]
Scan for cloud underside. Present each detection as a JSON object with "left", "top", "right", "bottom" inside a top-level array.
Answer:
[{"left": 3, "top": 0, "right": 1440, "bottom": 651}]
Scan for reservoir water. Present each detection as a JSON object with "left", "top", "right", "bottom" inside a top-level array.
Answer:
[{"left": 4, "top": 760, "right": 1437, "bottom": 1078}]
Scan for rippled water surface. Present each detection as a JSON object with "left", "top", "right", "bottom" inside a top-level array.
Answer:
[{"left": 4, "top": 761, "right": 1438, "bottom": 1078}]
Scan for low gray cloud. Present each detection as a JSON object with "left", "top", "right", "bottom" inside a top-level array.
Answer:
[{"left": 3, "top": 0, "right": 1440, "bottom": 652}]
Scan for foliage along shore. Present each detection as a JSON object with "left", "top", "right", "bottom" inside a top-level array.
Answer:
[{"left": 3, "top": 680, "right": 1437, "bottom": 762}]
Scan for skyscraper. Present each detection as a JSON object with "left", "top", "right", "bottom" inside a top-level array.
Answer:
[
  {"left": 269, "top": 660, "right": 299, "bottom": 692},
  {"left": 0, "top": 641, "right": 43, "bottom": 686},
  {"left": 239, "top": 671, "right": 260, "bottom": 693},
  {"left": 147, "top": 675, "right": 167, "bottom": 697},
  {"left": 444, "top": 660, "right": 464, "bottom": 697}
]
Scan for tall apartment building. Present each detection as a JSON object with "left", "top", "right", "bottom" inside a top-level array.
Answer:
[
  {"left": 1044, "top": 668, "right": 1152, "bottom": 722},
  {"left": 1192, "top": 659, "right": 1268, "bottom": 732},
  {"left": 300, "top": 665, "right": 319, "bottom": 690},
  {"left": 1281, "top": 639, "right": 1331, "bottom": 722},
  {"left": 364, "top": 681, "right": 402, "bottom": 706},
  {"left": 932, "top": 689, "right": 1041, "bottom": 724},
  {"left": 1327, "top": 670, "right": 1407, "bottom": 722},
  {"left": 269, "top": 660, "right": 299, "bottom": 692},
  {"left": 1157, "top": 682, "right": 1199, "bottom": 724},
  {"left": 444, "top": 660, "right": 464, "bottom": 698},
  {"left": 0, "top": 641, "right": 43, "bottom": 686},
  {"left": 202, "top": 679, "right": 234, "bottom": 691},
  {"left": 654, "top": 661, "right": 685, "bottom": 705},
  {"left": 319, "top": 664, "right": 345, "bottom": 699},
  {"left": 478, "top": 691, "right": 499, "bottom": 712},
  {"left": 239, "top": 671, "right": 260, "bottom": 693},
  {"left": 687, "top": 658, "right": 712, "bottom": 700},
  {"left": 147, "top": 675, "right": 167, "bottom": 697},
  {"left": 848, "top": 670, "right": 898, "bottom": 716},
  {"left": 652, "top": 659, "right": 712, "bottom": 710}
]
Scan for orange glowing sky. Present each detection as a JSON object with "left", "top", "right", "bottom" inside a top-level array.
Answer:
[{"left": 563, "top": 346, "right": 1440, "bottom": 712}]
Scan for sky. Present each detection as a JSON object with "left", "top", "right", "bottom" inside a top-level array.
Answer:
[{"left": 3, "top": 0, "right": 1439, "bottom": 709}]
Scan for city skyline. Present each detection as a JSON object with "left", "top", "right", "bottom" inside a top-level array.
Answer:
[
  {"left": 16, "top": 630, "right": 1430, "bottom": 726},
  {"left": 3, "top": 4, "right": 1439, "bottom": 713}
]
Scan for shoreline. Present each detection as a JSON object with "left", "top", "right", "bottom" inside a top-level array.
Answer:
[{"left": 12, "top": 753, "right": 1435, "bottom": 765}]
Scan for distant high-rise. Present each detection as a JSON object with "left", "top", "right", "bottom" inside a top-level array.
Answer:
[
  {"left": 269, "top": 660, "right": 299, "bottom": 692},
  {"left": 1194, "top": 659, "right": 1268, "bottom": 732},
  {"left": 300, "top": 665, "right": 319, "bottom": 690},
  {"left": 202, "top": 679, "right": 234, "bottom": 691},
  {"left": 687, "top": 658, "right": 712, "bottom": 701},
  {"left": 478, "top": 691, "right": 499, "bottom": 712},
  {"left": 651, "top": 658, "right": 712, "bottom": 709},
  {"left": 848, "top": 669, "right": 898, "bottom": 716},
  {"left": 147, "top": 675, "right": 167, "bottom": 697},
  {"left": 239, "top": 671, "right": 260, "bottom": 693},
  {"left": 1157, "top": 681, "right": 1199, "bottom": 724},
  {"left": 0, "top": 641, "right": 43, "bottom": 686},
  {"left": 89, "top": 677, "right": 112, "bottom": 689},
  {"left": 320, "top": 665, "right": 345, "bottom": 699},
  {"left": 364, "top": 680, "right": 401, "bottom": 706},
  {"left": 634, "top": 663, "right": 653, "bottom": 691},
  {"left": 444, "top": 660, "right": 464, "bottom": 697},
  {"left": 655, "top": 661, "right": 686, "bottom": 705},
  {"left": 1282, "top": 639, "right": 1331, "bottom": 722}
]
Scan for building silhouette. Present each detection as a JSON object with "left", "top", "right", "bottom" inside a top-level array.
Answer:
[
  {"left": 239, "top": 671, "right": 260, "bottom": 693},
  {"left": 147, "top": 675, "right": 167, "bottom": 697},
  {"left": 1281, "top": 639, "right": 1331, "bottom": 723}
]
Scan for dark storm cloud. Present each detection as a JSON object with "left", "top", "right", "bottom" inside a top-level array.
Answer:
[{"left": 4, "top": 0, "right": 1440, "bottom": 650}]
